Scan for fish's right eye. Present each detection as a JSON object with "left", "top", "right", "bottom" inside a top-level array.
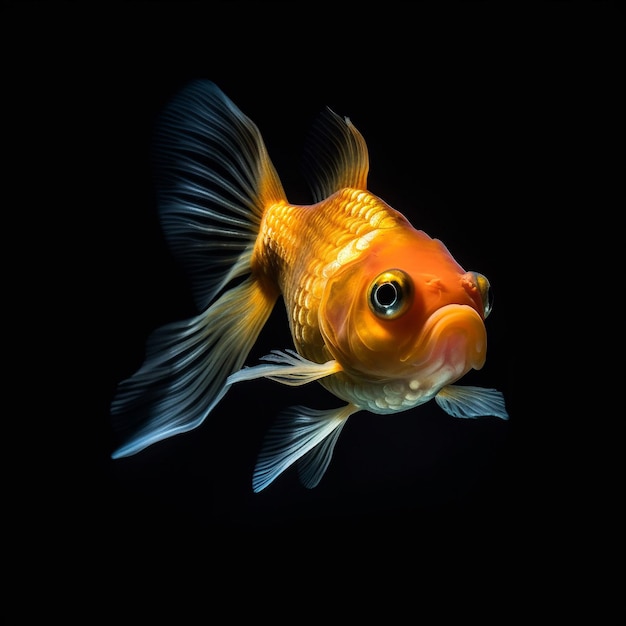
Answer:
[{"left": 368, "top": 269, "right": 413, "bottom": 320}]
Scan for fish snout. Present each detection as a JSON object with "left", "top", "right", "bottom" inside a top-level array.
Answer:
[{"left": 405, "top": 304, "right": 487, "bottom": 384}]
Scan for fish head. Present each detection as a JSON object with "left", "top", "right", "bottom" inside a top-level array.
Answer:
[{"left": 319, "top": 228, "right": 493, "bottom": 391}]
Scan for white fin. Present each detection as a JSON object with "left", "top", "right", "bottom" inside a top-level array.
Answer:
[
  {"left": 435, "top": 385, "right": 509, "bottom": 420},
  {"left": 253, "top": 404, "right": 357, "bottom": 492},
  {"left": 227, "top": 349, "right": 341, "bottom": 387},
  {"left": 111, "top": 278, "right": 276, "bottom": 458}
]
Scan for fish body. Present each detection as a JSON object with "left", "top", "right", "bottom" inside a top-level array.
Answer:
[{"left": 111, "top": 80, "right": 508, "bottom": 492}]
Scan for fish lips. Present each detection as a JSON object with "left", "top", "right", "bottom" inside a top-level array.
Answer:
[{"left": 401, "top": 303, "right": 487, "bottom": 384}]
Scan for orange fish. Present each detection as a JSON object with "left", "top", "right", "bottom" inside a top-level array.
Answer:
[{"left": 111, "top": 80, "right": 508, "bottom": 492}]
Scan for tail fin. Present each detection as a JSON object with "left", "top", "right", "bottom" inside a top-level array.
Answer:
[
  {"left": 111, "top": 80, "right": 284, "bottom": 457},
  {"left": 111, "top": 278, "right": 275, "bottom": 457},
  {"left": 153, "top": 79, "right": 285, "bottom": 311}
]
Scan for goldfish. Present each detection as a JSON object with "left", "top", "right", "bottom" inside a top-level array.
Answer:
[{"left": 110, "top": 79, "right": 508, "bottom": 492}]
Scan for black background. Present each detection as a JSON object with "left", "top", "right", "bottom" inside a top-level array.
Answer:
[{"left": 11, "top": 1, "right": 623, "bottom": 617}]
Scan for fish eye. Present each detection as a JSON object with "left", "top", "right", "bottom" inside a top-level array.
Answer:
[
  {"left": 469, "top": 271, "right": 493, "bottom": 318},
  {"left": 368, "top": 269, "right": 413, "bottom": 319}
]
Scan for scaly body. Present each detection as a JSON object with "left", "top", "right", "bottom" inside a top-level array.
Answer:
[{"left": 255, "top": 189, "right": 404, "bottom": 364}]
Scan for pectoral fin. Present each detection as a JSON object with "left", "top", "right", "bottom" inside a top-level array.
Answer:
[
  {"left": 227, "top": 349, "right": 341, "bottom": 387},
  {"left": 435, "top": 385, "right": 509, "bottom": 420},
  {"left": 253, "top": 404, "right": 357, "bottom": 492}
]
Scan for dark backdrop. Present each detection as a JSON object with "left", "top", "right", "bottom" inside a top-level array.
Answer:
[{"left": 12, "top": 1, "right": 623, "bottom": 617}]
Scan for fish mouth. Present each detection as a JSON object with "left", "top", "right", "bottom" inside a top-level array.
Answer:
[{"left": 402, "top": 304, "right": 487, "bottom": 387}]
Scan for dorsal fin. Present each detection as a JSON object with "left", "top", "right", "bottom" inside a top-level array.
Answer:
[{"left": 302, "top": 107, "right": 370, "bottom": 202}]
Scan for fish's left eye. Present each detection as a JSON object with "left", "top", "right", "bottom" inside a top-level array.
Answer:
[
  {"left": 368, "top": 269, "right": 413, "bottom": 319},
  {"left": 467, "top": 271, "right": 493, "bottom": 318}
]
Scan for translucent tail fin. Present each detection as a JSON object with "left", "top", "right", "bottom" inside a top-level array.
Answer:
[
  {"left": 111, "top": 278, "right": 276, "bottom": 457},
  {"left": 152, "top": 79, "right": 285, "bottom": 311},
  {"left": 111, "top": 80, "right": 286, "bottom": 456}
]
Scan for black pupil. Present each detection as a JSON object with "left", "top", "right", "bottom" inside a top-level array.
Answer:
[{"left": 376, "top": 282, "right": 398, "bottom": 307}]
